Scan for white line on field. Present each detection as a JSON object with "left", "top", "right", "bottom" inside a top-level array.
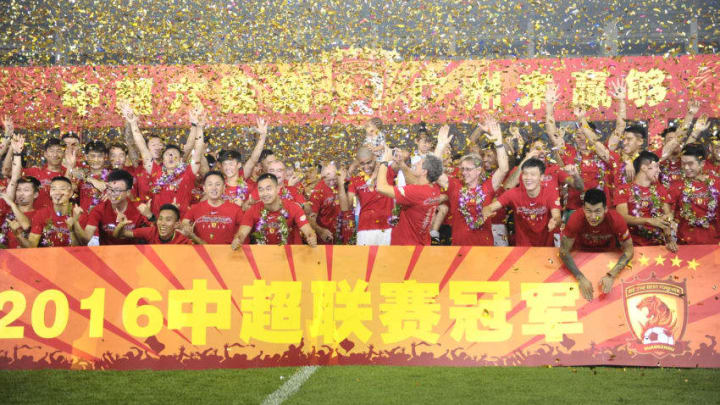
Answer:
[{"left": 260, "top": 366, "right": 319, "bottom": 405}]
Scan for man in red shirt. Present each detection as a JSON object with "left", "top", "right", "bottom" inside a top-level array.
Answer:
[
  {"left": 182, "top": 171, "right": 244, "bottom": 244},
  {"left": 28, "top": 176, "right": 82, "bottom": 247},
  {"left": 76, "top": 141, "right": 111, "bottom": 213},
  {"left": 348, "top": 147, "right": 396, "bottom": 245},
  {"left": 375, "top": 126, "right": 450, "bottom": 246},
  {"left": 668, "top": 143, "right": 720, "bottom": 245},
  {"left": 75, "top": 169, "right": 152, "bottom": 245},
  {"left": 115, "top": 203, "right": 191, "bottom": 244},
  {"left": 217, "top": 118, "right": 269, "bottom": 207},
  {"left": 231, "top": 173, "right": 316, "bottom": 248},
  {"left": 483, "top": 158, "right": 562, "bottom": 246},
  {"left": 1, "top": 176, "right": 39, "bottom": 248},
  {"left": 445, "top": 117, "right": 509, "bottom": 246},
  {"left": 614, "top": 151, "right": 677, "bottom": 252},
  {"left": 308, "top": 161, "right": 342, "bottom": 244},
  {"left": 23, "top": 138, "right": 70, "bottom": 210},
  {"left": 559, "top": 189, "right": 634, "bottom": 302}
]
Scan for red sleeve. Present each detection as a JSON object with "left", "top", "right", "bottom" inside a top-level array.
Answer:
[
  {"left": 610, "top": 211, "right": 631, "bottom": 242},
  {"left": 560, "top": 145, "right": 577, "bottom": 166},
  {"left": 545, "top": 186, "right": 562, "bottom": 210},
  {"left": 131, "top": 227, "right": 152, "bottom": 241},
  {"left": 562, "top": 210, "right": 584, "bottom": 239},
  {"left": 30, "top": 209, "right": 48, "bottom": 234},
  {"left": 393, "top": 184, "right": 427, "bottom": 207},
  {"left": 348, "top": 177, "right": 361, "bottom": 194},
  {"left": 22, "top": 167, "right": 40, "bottom": 177},
  {"left": 667, "top": 181, "right": 682, "bottom": 205},
  {"left": 447, "top": 177, "right": 461, "bottom": 196},
  {"left": 250, "top": 186, "right": 259, "bottom": 201},
  {"left": 235, "top": 205, "right": 244, "bottom": 225},
  {"left": 497, "top": 187, "right": 518, "bottom": 207},
  {"left": 289, "top": 186, "right": 306, "bottom": 204},
  {"left": 183, "top": 204, "right": 198, "bottom": 221},
  {"left": 386, "top": 165, "right": 397, "bottom": 186},
  {"left": 241, "top": 204, "right": 260, "bottom": 228},
  {"left": 309, "top": 185, "right": 323, "bottom": 215},
  {"left": 613, "top": 185, "right": 630, "bottom": 206},
  {"left": 555, "top": 166, "right": 570, "bottom": 185},
  {"left": 289, "top": 202, "right": 309, "bottom": 228},
  {"left": 86, "top": 204, "right": 104, "bottom": 227}
]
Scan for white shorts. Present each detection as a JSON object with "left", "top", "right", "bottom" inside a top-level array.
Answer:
[
  {"left": 491, "top": 224, "right": 509, "bottom": 246},
  {"left": 356, "top": 229, "right": 392, "bottom": 246}
]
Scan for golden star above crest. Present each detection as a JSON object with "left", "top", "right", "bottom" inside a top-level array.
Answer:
[
  {"left": 687, "top": 258, "right": 700, "bottom": 270},
  {"left": 638, "top": 255, "right": 650, "bottom": 266},
  {"left": 671, "top": 256, "right": 683, "bottom": 267},
  {"left": 654, "top": 255, "right": 666, "bottom": 265}
]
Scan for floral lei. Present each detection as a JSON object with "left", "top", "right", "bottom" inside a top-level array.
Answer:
[
  {"left": 41, "top": 206, "right": 72, "bottom": 247},
  {"left": 679, "top": 176, "right": 719, "bottom": 228},
  {"left": 0, "top": 211, "right": 13, "bottom": 247},
  {"left": 387, "top": 203, "right": 401, "bottom": 226},
  {"left": 224, "top": 176, "right": 249, "bottom": 202},
  {"left": 458, "top": 184, "right": 487, "bottom": 230},
  {"left": 630, "top": 183, "right": 664, "bottom": 243},
  {"left": 151, "top": 163, "right": 187, "bottom": 194},
  {"left": 252, "top": 207, "right": 290, "bottom": 245},
  {"left": 87, "top": 169, "right": 110, "bottom": 210}
]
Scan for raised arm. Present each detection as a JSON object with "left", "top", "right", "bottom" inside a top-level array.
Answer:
[
  {"left": 337, "top": 168, "right": 351, "bottom": 211},
  {"left": 606, "top": 78, "right": 627, "bottom": 152},
  {"left": 481, "top": 116, "right": 509, "bottom": 191},
  {"left": 544, "top": 83, "right": 562, "bottom": 147},
  {"left": 121, "top": 104, "right": 153, "bottom": 174},
  {"left": 243, "top": 118, "right": 269, "bottom": 177},
  {"left": 5, "top": 134, "right": 24, "bottom": 199},
  {"left": 574, "top": 106, "right": 611, "bottom": 163},
  {"left": 433, "top": 124, "right": 453, "bottom": 157},
  {"left": 123, "top": 120, "right": 140, "bottom": 166},
  {"left": 558, "top": 235, "right": 593, "bottom": 301},
  {"left": 376, "top": 147, "right": 396, "bottom": 198}
]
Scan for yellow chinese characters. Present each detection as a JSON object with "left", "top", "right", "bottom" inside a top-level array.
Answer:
[
  {"left": 309, "top": 280, "right": 372, "bottom": 344},
  {"left": 167, "top": 279, "right": 231, "bottom": 346},
  {"left": 62, "top": 79, "right": 101, "bottom": 116},
  {"left": 240, "top": 280, "right": 302, "bottom": 344},
  {"left": 116, "top": 78, "right": 154, "bottom": 115},
  {"left": 167, "top": 76, "right": 207, "bottom": 113},
  {"left": 517, "top": 72, "right": 553, "bottom": 110},
  {"left": 571, "top": 70, "right": 611, "bottom": 108},
  {"left": 448, "top": 281, "right": 512, "bottom": 342},
  {"left": 521, "top": 282, "right": 583, "bottom": 342},
  {"left": 626, "top": 68, "right": 667, "bottom": 107},
  {"left": 379, "top": 280, "right": 440, "bottom": 344}
]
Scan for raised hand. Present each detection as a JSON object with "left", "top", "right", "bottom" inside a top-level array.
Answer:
[
  {"left": 120, "top": 103, "right": 138, "bottom": 125},
  {"left": 688, "top": 100, "right": 701, "bottom": 116},
  {"left": 694, "top": 114, "right": 710, "bottom": 132},
  {"left": 481, "top": 114, "right": 502, "bottom": 144},
  {"left": 3, "top": 115, "right": 14, "bottom": 136},
  {"left": 137, "top": 199, "right": 152, "bottom": 218},
  {"left": 609, "top": 77, "right": 627, "bottom": 100},
  {"left": 256, "top": 118, "right": 268, "bottom": 137},
  {"left": 10, "top": 134, "right": 24, "bottom": 154},
  {"left": 381, "top": 145, "right": 394, "bottom": 163},
  {"left": 545, "top": 82, "right": 559, "bottom": 105},
  {"left": 72, "top": 205, "right": 84, "bottom": 219},
  {"left": 573, "top": 105, "right": 587, "bottom": 120}
]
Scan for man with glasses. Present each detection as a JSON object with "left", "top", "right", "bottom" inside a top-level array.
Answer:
[{"left": 73, "top": 169, "right": 152, "bottom": 245}]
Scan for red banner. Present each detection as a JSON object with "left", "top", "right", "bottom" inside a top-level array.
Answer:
[
  {"left": 0, "top": 245, "right": 718, "bottom": 370},
  {"left": 0, "top": 53, "right": 718, "bottom": 135}
]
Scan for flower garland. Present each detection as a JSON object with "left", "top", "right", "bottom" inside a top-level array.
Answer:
[
  {"left": 458, "top": 184, "right": 487, "bottom": 230},
  {"left": 151, "top": 163, "right": 187, "bottom": 194},
  {"left": 87, "top": 168, "right": 110, "bottom": 210},
  {"left": 575, "top": 149, "right": 607, "bottom": 190},
  {"left": 679, "top": 176, "right": 719, "bottom": 228},
  {"left": 387, "top": 203, "right": 401, "bottom": 226},
  {"left": 41, "top": 207, "right": 72, "bottom": 247},
  {"left": 252, "top": 208, "right": 290, "bottom": 245},
  {"left": 630, "top": 183, "right": 664, "bottom": 243},
  {"left": 224, "top": 176, "right": 249, "bottom": 202}
]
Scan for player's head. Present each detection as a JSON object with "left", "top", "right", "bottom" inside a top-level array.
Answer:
[
  {"left": 459, "top": 154, "right": 484, "bottom": 186},
  {"left": 364, "top": 117, "right": 382, "bottom": 138},
  {"left": 15, "top": 176, "right": 40, "bottom": 207},
  {"left": 108, "top": 143, "right": 128, "bottom": 168},
  {"left": 681, "top": 143, "right": 706, "bottom": 179},
  {"left": 632, "top": 151, "right": 660, "bottom": 182},
  {"left": 43, "top": 138, "right": 65, "bottom": 166},
  {"left": 162, "top": 144, "right": 182, "bottom": 170},
  {"left": 623, "top": 124, "right": 647, "bottom": 155},
  {"left": 147, "top": 134, "right": 165, "bottom": 160},
  {"left": 415, "top": 124, "right": 432, "bottom": 154},
  {"left": 84, "top": 140, "right": 108, "bottom": 170},
  {"left": 61, "top": 132, "right": 80, "bottom": 152},
  {"left": 582, "top": 188, "right": 608, "bottom": 227},
  {"left": 157, "top": 204, "right": 181, "bottom": 240},
  {"left": 106, "top": 169, "right": 134, "bottom": 206},
  {"left": 267, "top": 160, "right": 287, "bottom": 184},
  {"left": 356, "top": 146, "right": 376, "bottom": 175},
  {"left": 203, "top": 170, "right": 226, "bottom": 201},
  {"left": 521, "top": 158, "right": 546, "bottom": 193},
  {"left": 218, "top": 149, "right": 242, "bottom": 180},
  {"left": 257, "top": 173, "right": 280, "bottom": 206},
  {"left": 522, "top": 138, "right": 548, "bottom": 162},
  {"left": 321, "top": 161, "right": 338, "bottom": 188},
  {"left": 259, "top": 149, "right": 276, "bottom": 171},
  {"left": 415, "top": 154, "right": 443, "bottom": 183},
  {"left": 49, "top": 176, "right": 73, "bottom": 205}
]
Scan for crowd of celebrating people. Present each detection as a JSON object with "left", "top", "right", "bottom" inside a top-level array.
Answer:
[{"left": 0, "top": 80, "right": 718, "bottom": 300}]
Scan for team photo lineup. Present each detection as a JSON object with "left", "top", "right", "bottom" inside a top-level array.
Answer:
[{"left": 0, "top": 76, "right": 717, "bottom": 302}]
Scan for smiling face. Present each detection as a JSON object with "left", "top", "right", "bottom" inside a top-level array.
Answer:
[
  {"left": 15, "top": 182, "right": 38, "bottom": 207},
  {"left": 156, "top": 209, "right": 179, "bottom": 239},
  {"left": 681, "top": 155, "right": 703, "bottom": 179},
  {"left": 63, "top": 137, "right": 79, "bottom": 153},
  {"left": 267, "top": 161, "right": 286, "bottom": 184},
  {"left": 622, "top": 131, "right": 644, "bottom": 155},
  {"left": 86, "top": 151, "right": 107, "bottom": 171},
  {"left": 481, "top": 149, "right": 497, "bottom": 171},
  {"left": 44, "top": 145, "right": 64, "bottom": 167},
  {"left": 640, "top": 160, "right": 660, "bottom": 183},
  {"left": 529, "top": 140, "right": 548, "bottom": 161},
  {"left": 257, "top": 177, "right": 279, "bottom": 206},
  {"left": 49, "top": 179, "right": 72, "bottom": 206},
  {"left": 147, "top": 137, "right": 165, "bottom": 160},
  {"left": 221, "top": 159, "right": 240, "bottom": 180},
  {"left": 204, "top": 173, "right": 225, "bottom": 201},
  {"left": 105, "top": 179, "right": 129, "bottom": 207},
  {"left": 109, "top": 146, "right": 127, "bottom": 168},
  {"left": 321, "top": 163, "right": 337, "bottom": 189},
  {"left": 460, "top": 158, "right": 483, "bottom": 187},
  {"left": 521, "top": 166, "right": 542, "bottom": 194},
  {"left": 583, "top": 201, "right": 607, "bottom": 227}
]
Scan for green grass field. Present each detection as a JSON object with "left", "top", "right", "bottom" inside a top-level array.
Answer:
[{"left": 2, "top": 366, "right": 720, "bottom": 404}]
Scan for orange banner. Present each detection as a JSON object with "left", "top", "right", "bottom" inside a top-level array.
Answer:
[
  {"left": 0, "top": 53, "right": 718, "bottom": 136},
  {"left": 0, "top": 245, "right": 718, "bottom": 370}
]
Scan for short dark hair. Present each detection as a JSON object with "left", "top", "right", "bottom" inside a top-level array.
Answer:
[
  {"left": 84, "top": 140, "right": 108, "bottom": 155},
  {"left": 163, "top": 144, "right": 182, "bottom": 155},
  {"left": 218, "top": 149, "right": 242, "bottom": 163},
  {"left": 257, "top": 173, "right": 278, "bottom": 185},
  {"left": 158, "top": 204, "right": 181, "bottom": 221},
  {"left": 659, "top": 124, "right": 677, "bottom": 138},
  {"left": 203, "top": 170, "right": 225, "bottom": 183},
  {"left": 61, "top": 132, "right": 80, "bottom": 141},
  {"left": 632, "top": 151, "right": 659, "bottom": 173},
  {"left": 108, "top": 142, "right": 128, "bottom": 154},
  {"left": 43, "top": 138, "right": 64, "bottom": 151},
  {"left": 521, "top": 157, "right": 546, "bottom": 174},
  {"left": 206, "top": 154, "right": 216, "bottom": 166},
  {"left": 259, "top": 149, "right": 274, "bottom": 163},
  {"left": 583, "top": 188, "right": 607, "bottom": 207},
  {"left": 682, "top": 143, "right": 706, "bottom": 161},
  {"left": 416, "top": 123, "right": 430, "bottom": 142},
  {"left": 17, "top": 176, "right": 40, "bottom": 192},
  {"left": 625, "top": 124, "right": 648, "bottom": 140},
  {"left": 107, "top": 169, "right": 134, "bottom": 190},
  {"left": 50, "top": 176, "right": 72, "bottom": 187}
]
